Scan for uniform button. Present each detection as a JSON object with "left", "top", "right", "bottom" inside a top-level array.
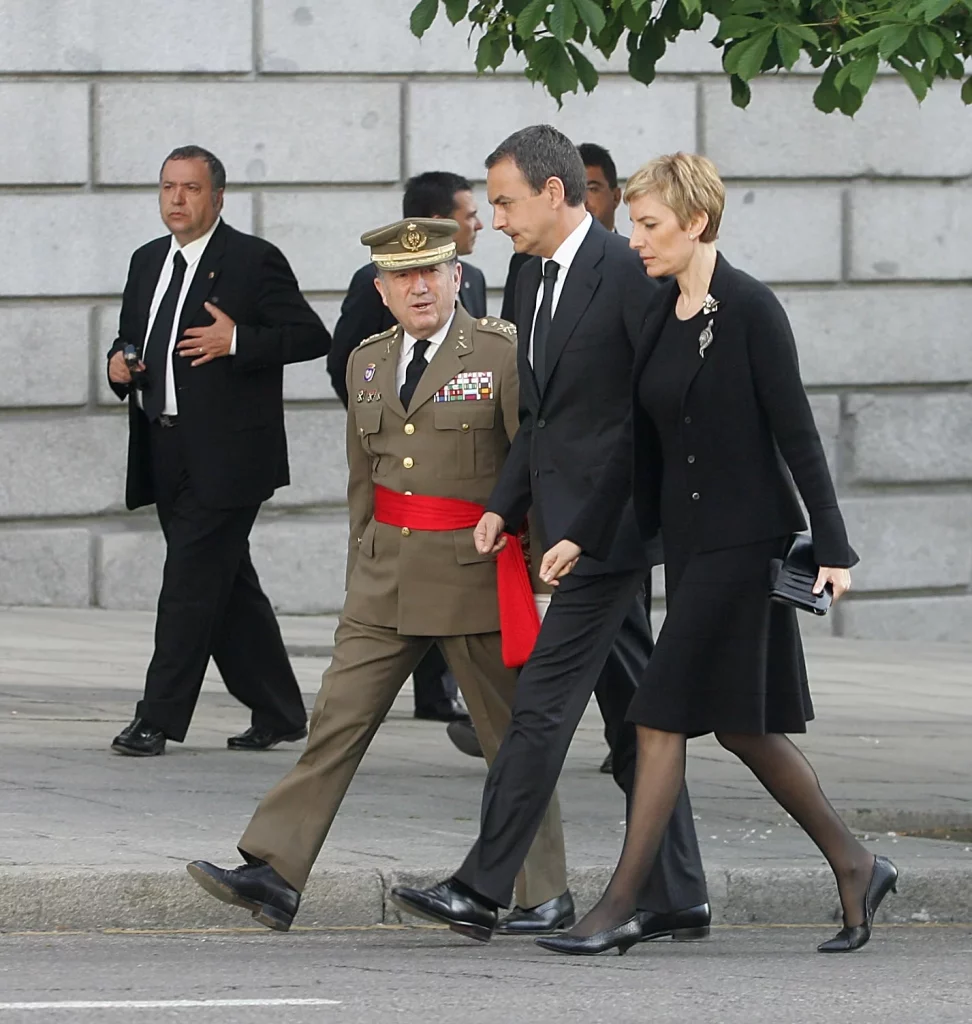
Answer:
[
  {"left": 401, "top": 527, "right": 411, "bottom": 537},
  {"left": 537, "top": 419, "right": 546, "bottom": 428},
  {"left": 687, "top": 455, "right": 696, "bottom": 464},
  {"left": 691, "top": 491, "right": 700, "bottom": 501},
  {"left": 461, "top": 423, "right": 470, "bottom": 432},
  {"left": 404, "top": 423, "right": 415, "bottom": 435},
  {"left": 404, "top": 490, "right": 413, "bottom": 496},
  {"left": 684, "top": 415, "right": 692, "bottom": 424},
  {"left": 403, "top": 457, "right": 414, "bottom": 469}
]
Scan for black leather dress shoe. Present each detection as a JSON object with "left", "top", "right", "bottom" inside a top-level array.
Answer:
[
  {"left": 414, "top": 698, "right": 471, "bottom": 723},
  {"left": 390, "top": 878, "right": 497, "bottom": 942},
  {"left": 226, "top": 725, "right": 308, "bottom": 751},
  {"left": 599, "top": 751, "right": 614, "bottom": 774},
  {"left": 111, "top": 718, "right": 165, "bottom": 757},
  {"left": 496, "top": 891, "right": 575, "bottom": 935},
  {"left": 446, "top": 719, "right": 484, "bottom": 758},
  {"left": 187, "top": 860, "right": 300, "bottom": 931},
  {"left": 817, "top": 856, "right": 898, "bottom": 953},
  {"left": 535, "top": 915, "right": 643, "bottom": 956},
  {"left": 637, "top": 902, "right": 711, "bottom": 942}
]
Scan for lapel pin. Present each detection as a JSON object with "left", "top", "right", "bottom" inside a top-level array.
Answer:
[
  {"left": 364, "top": 363, "right": 376, "bottom": 382},
  {"left": 356, "top": 390, "right": 365, "bottom": 403},
  {"left": 208, "top": 271, "right": 215, "bottom": 279}
]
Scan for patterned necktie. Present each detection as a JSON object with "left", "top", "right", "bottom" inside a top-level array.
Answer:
[
  {"left": 143, "top": 250, "right": 187, "bottom": 421},
  {"left": 399, "top": 339, "right": 431, "bottom": 410},
  {"left": 531, "top": 259, "right": 559, "bottom": 388}
]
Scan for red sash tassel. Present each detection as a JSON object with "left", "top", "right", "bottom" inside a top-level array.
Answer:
[{"left": 373, "top": 484, "right": 540, "bottom": 668}]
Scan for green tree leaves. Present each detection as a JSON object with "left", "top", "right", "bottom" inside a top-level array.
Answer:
[{"left": 409, "top": 0, "right": 972, "bottom": 114}]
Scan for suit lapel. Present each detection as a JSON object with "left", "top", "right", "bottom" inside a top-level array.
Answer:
[
  {"left": 514, "top": 257, "right": 541, "bottom": 409},
  {"left": 406, "top": 306, "right": 470, "bottom": 414},
  {"left": 136, "top": 240, "right": 170, "bottom": 346},
  {"left": 176, "top": 220, "right": 227, "bottom": 337},
  {"left": 633, "top": 277, "right": 678, "bottom": 384},
  {"left": 541, "top": 222, "right": 604, "bottom": 392}
]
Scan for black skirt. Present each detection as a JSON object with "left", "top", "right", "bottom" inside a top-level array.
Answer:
[{"left": 626, "top": 536, "right": 814, "bottom": 736}]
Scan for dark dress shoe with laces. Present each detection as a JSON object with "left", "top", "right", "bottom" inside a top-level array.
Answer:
[
  {"left": 496, "top": 891, "right": 575, "bottom": 935},
  {"left": 414, "top": 698, "right": 471, "bottom": 723},
  {"left": 637, "top": 902, "right": 711, "bottom": 942},
  {"left": 187, "top": 860, "right": 300, "bottom": 932},
  {"left": 535, "top": 915, "right": 643, "bottom": 956},
  {"left": 446, "top": 719, "right": 484, "bottom": 758},
  {"left": 226, "top": 725, "right": 308, "bottom": 751},
  {"left": 111, "top": 718, "right": 166, "bottom": 757},
  {"left": 817, "top": 855, "right": 898, "bottom": 953},
  {"left": 390, "top": 878, "right": 497, "bottom": 942}
]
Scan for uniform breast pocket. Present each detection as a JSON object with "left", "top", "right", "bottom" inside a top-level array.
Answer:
[
  {"left": 354, "top": 405, "right": 383, "bottom": 454},
  {"left": 433, "top": 403, "right": 496, "bottom": 479}
]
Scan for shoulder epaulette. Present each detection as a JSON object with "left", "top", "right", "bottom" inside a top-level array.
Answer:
[
  {"left": 475, "top": 316, "right": 517, "bottom": 340},
  {"left": 359, "top": 324, "right": 398, "bottom": 349}
]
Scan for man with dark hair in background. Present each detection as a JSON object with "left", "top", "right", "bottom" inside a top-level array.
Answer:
[
  {"left": 107, "top": 145, "right": 330, "bottom": 757},
  {"left": 326, "top": 171, "right": 487, "bottom": 749}
]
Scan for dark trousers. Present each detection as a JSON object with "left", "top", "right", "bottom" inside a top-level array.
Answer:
[
  {"left": 136, "top": 421, "right": 307, "bottom": 742},
  {"left": 455, "top": 568, "right": 707, "bottom": 913},
  {"left": 412, "top": 644, "right": 459, "bottom": 712}
]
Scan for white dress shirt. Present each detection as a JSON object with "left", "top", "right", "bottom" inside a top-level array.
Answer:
[
  {"left": 528, "top": 212, "right": 593, "bottom": 366},
  {"left": 139, "top": 216, "right": 236, "bottom": 416},
  {"left": 396, "top": 309, "right": 456, "bottom": 393}
]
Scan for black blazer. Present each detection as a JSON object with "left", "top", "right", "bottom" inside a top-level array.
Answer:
[
  {"left": 326, "top": 259, "right": 487, "bottom": 406},
  {"left": 569, "top": 254, "right": 857, "bottom": 569},
  {"left": 107, "top": 220, "right": 330, "bottom": 511},
  {"left": 486, "top": 218, "right": 661, "bottom": 575}
]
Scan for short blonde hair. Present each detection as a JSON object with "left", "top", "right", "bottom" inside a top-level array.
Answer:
[{"left": 623, "top": 153, "right": 725, "bottom": 243}]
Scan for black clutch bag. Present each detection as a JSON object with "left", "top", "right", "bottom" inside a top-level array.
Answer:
[{"left": 769, "top": 533, "right": 832, "bottom": 616}]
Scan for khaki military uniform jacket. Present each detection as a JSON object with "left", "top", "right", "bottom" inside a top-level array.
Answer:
[{"left": 343, "top": 304, "right": 522, "bottom": 637}]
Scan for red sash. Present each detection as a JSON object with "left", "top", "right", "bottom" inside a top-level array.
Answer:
[{"left": 373, "top": 484, "right": 540, "bottom": 668}]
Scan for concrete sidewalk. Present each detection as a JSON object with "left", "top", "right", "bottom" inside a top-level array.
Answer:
[{"left": 1, "top": 606, "right": 970, "bottom": 933}]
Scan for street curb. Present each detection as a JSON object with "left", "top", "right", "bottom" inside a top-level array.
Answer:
[{"left": 3, "top": 863, "right": 970, "bottom": 933}]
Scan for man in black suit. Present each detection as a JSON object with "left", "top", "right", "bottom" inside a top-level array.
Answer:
[
  {"left": 392, "top": 125, "right": 709, "bottom": 941},
  {"left": 327, "top": 171, "right": 486, "bottom": 738},
  {"left": 107, "top": 145, "right": 330, "bottom": 757}
]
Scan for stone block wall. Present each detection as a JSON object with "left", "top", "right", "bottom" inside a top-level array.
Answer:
[{"left": 1, "top": 0, "right": 969, "bottom": 641}]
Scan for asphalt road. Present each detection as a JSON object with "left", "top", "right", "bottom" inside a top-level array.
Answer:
[{"left": 0, "top": 926, "right": 969, "bottom": 1024}]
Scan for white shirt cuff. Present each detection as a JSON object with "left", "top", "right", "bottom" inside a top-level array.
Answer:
[{"left": 229, "top": 326, "right": 237, "bottom": 356}]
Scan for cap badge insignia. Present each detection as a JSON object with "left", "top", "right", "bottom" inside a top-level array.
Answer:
[{"left": 401, "top": 223, "right": 427, "bottom": 252}]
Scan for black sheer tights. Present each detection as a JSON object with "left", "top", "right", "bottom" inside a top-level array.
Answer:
[{"left": 569, "top": 726, "right": 875, "bottom": 938}]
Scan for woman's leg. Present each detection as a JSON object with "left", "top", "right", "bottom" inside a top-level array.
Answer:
[
  {"left": 569, "top": 725, "right": 687, "bottom": 937},
  {"left": 715, "top": 732, "right": 874, "bottom": 926}
]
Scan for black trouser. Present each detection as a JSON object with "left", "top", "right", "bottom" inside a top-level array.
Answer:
[
  {"left": 455, "top": 568, "right": 707, "bottom": 913},
  {"left": 136, "top": 421, "right": 307, "bottom": 742},
  {"left": 412, "top": 645, "right": 459, "bottom": 712}
]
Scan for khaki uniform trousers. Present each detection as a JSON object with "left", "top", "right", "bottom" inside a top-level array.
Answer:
[{"left": 239, "top": 614, "right": 568, "bottom": 909}]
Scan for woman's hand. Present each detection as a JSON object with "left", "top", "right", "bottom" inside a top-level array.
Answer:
[
  {"left": 814, "top": 566, "right": 852, "bottom": 602},
  {"left": 540, "top": 540, "right": 583, "bottom": 585}
]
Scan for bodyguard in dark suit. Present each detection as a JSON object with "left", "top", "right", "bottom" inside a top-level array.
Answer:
[
  {"left": 392, "top": 126, "right": 708, "bottom": 941},
  {"left": 107, "top": 145, "right": 330, "bottom": 757}
]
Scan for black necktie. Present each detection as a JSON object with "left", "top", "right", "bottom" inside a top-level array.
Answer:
[
  {"left": 399, "top": 339, "right": 431, "bottom": 410},
  {"left": 532, "top": 259, "right": 559, "bottom": 387},
  {"left": 143, "top": 250, "right": 187, "bottom": 421}
]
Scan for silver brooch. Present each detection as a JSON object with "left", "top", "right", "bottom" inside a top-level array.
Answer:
[
  {"left": 698, "top": 319, "right": 714, "bottom": 359},
  {"left": 702, "top": 293, "right": 720, "bottom": 316}
]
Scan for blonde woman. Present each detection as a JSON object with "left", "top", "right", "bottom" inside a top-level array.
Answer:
[{"left": 537, "top": 153, "right": 896, "bottom": 957}]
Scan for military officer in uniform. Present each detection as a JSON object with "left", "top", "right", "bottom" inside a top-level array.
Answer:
[{"left": 184, "top": 218, "right": 569, "bottom": 937}]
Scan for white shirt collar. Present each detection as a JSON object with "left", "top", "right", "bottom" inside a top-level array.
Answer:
[
  {"left": 402, "top": 308, "right": 457, "bottom": 361},
  {"left": 168, "top": 215, "right": 221, "bottom": 268},
  {"left": 542, "top": 212, "right": 593, "bottom": 275}
]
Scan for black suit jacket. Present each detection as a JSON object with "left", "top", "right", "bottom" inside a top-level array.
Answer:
[
  {"left": 486, "top": 218, "right": 660, "bottom": 575},
  {"left": 569, "top": 254, "right": 857, "bottom": 569},
  {"left": 326, "top": 259, "right": 487, "bottom": 406},
  {"left": 107, "top": 220, "right": 330, "bottom": 511}
]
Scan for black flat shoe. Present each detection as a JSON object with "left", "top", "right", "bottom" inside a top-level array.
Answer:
[
  {"left": 817, "top": 856, "right": 898, "bottom": 953},
  {"left": 390, "top": 878, "right": 497, "bottom": 942},
  {"left": 111, "top": 718, "right": 165, "bottom": 757},
  {"left": 535, "top": 915, "right": 643, "bottom": 956},
  {"left": 446, "top": 719, "right": 484, "bottom": 758},
  {"left": 187, "top": 860, "right": 300, "bottom": 932},
  {"left": 414, "top": 698, "right": 471, "bottom": 723},
  {"left": 497, "top": 891, "right": 575, "bottom": 935},
  {"left": 637, "top": 902, "right": 711, "bottom": 942},
  {"left": 226, "top": 725, "right": 308, "bottom": 751}
]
